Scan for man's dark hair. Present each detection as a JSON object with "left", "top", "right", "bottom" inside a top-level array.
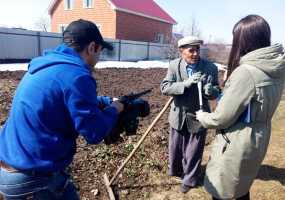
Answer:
[
  {"left": 227, "top": 15, "right": 271, "bottom": 79},
  {"left": 63, "top": 19, "right": 113, "bottom": 52}
]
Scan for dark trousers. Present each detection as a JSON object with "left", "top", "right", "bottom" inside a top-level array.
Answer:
[
  {"left": 212, "top": 192, "right": 250, "bottom": 200},
  {"left": 169, "top": 124, "right": 206, "bottom": 186}
]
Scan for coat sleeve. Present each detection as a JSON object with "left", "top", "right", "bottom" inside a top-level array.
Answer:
[
  {"left": 198, "top": 67, "right": 255, "bottom": 129},
  {"left": 210, "top": 63, "right": 220, "bottom": 99},
  {"left": 65, "top": 75, "right": 118, "bottom": 144},
  {"left": 160, "top": 62, "right": 186, "bottom": 95}
]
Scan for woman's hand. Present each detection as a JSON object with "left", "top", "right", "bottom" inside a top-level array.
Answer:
[{"left": 196, "top": 110, "right": 206, "bottom": 122}]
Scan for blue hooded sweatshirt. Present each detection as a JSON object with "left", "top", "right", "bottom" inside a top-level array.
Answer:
[{"left": 0, "top": 44, "right": 118, "bottom": 172}]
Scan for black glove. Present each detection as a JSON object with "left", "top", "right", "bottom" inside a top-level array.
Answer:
[
  {"left": 203, "top": 76, "right": 214, "bottom": 96},
  {"left": 104, "top": 116, "right": 124, "bottom": 145}
]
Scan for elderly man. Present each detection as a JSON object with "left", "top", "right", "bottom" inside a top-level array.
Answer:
[{"left": 160, "top": 36, "right": 220, "bottom": 193}]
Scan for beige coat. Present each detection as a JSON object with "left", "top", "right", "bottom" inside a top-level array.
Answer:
[{"left": 198, "top": 44, "right": 285, "bottom": 199}]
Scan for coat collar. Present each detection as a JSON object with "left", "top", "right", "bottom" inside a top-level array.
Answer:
[
  {"left": 179, "top": 58, "right": 204, "bottom": 80},
  {"left": 179, "top": 59, "right": 189, "bottom": 80}
]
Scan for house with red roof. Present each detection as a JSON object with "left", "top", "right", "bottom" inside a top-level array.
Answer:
[{"left": 49, "top": 0, "right": 176, "bottom": 43}]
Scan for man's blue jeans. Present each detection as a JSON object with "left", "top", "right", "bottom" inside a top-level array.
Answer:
[{"left": 0, "top": 168, "right": 79, "bottom": 200}]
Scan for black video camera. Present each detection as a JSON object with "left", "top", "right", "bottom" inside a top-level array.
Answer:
[{"left": 104, "top": 89, "right": 151, "bottom": 144}]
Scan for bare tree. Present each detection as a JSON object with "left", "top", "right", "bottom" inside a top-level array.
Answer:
[
  {"left": 206, "top": 43, "right": 231, "bottom": 65},
  {"left": 163, "top": 29, "right": 184, "bottom": 60},
  {"left": 34, "top": 16, "right": 50, "bottom": 32},
  {"left": 189, "top": 17, "right": 202, "bottom": 37},
  {"left": 179, "top": 15, "right": 202, "bottom": 38},
  {"left": 164, "top": 38, "right": 179, "bottom": 60},
  {"left": 212, "top": 37, "right": 227, "bottom": 45}
]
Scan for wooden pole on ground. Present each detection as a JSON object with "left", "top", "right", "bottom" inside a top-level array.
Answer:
[{"left": 104, "top": 97, "right": 173, "bottom": 200}]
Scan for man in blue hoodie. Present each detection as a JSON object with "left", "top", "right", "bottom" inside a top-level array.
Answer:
[{"left": 0, "top": 19, "right": 124, "bottom": 200}]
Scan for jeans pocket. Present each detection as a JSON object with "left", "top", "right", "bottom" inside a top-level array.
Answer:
[
  {"left": 0, "top": 170, "right": 79, "bottom": 200},
  {"left": 33, "top": 172, "right": 79, "bottom": 200},
  {"left": 0, "top": 170, "right": 49, "bottom": 199}
]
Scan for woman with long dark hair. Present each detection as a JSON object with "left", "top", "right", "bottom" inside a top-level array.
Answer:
[{"left": 196, "top": 15, "right": 285, "bottom": 200}]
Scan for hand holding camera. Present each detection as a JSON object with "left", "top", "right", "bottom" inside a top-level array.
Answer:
[
  {"left": 110, "top": 100, "right": 124, "bottom": 113},
  {"left": 104, "top": 89, "right": 151, "bottom": 145}
]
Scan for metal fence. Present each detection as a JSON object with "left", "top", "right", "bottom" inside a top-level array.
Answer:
[
  {"left": 0, "top": 28, "right": 62, "bottom": 63},
  {"left": 0, "top": 27, "right": 209, "bottom": 63},
  {"left": 0, "top": 27, "right": 172, "bottom": 63}
]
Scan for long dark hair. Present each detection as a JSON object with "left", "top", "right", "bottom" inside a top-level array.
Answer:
[{"left": 227, "top": 15, "right": 271, "bottom": 79}]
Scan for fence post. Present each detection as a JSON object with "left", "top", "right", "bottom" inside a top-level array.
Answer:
[
  {"left": 37, "top": 31, "right": 41, "bottom": 57},
  {"left": 118, "top": 40, "right": 121, "bottom": 61},
  {"left": 147, "top": 42, "right": 150, "bottom": 60}
]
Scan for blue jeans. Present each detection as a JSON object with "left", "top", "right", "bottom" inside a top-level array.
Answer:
[{"left": 0, "top": 168, "right": 79, "bottom": 200}]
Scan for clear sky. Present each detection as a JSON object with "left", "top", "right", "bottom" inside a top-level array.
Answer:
[
  {"left": 155, "top": 0, "right": 285, "bottom": 45},
  {"left": 0, "top": 0, "right": 51, "bottom": 29},
  {"left": 0, "top": 0, "right": 284, "bottom": 45}
]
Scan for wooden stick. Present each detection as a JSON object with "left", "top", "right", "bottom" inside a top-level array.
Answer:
[
  {"left": 103, "top": 173, "right": 116, "bottom": 200},
  {"left": 107, "top": 97, "right": 173, "bottom": 186}
]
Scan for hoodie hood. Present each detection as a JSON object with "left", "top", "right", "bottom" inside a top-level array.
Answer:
[
  {"left": 240, "top": 43, "right": 285, "bottom": 78},
  {"left": 28, "top": 44, "right": 90, "bottom": 74}
]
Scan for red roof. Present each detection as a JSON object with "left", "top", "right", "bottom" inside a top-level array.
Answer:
[
  {"left": 49, "top": 0, "right": 176, "bottom": 24},
  {"left": 109, "top": 0, "right": 176, "bottom": 24}
]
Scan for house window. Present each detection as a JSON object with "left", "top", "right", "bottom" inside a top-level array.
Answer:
[
  {"left": 83, "top": 0, "right": 93, "bottom": 8},
  {"left": 64, "top": 0, "right": 73, "bottom": 10},
  {"left": 155, "top": 33, "right": 164, "bottom": 43},
  {"left": 59, "top": 24, "right": 68, "bottom": 33}
]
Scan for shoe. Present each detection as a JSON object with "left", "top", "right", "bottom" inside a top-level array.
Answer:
[{"left": 180, "top": 184, "right": 192, "bottom": 193}]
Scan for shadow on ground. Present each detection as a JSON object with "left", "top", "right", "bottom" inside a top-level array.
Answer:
[{"left": 257, "top": 165, "right": 285, "bottom": 186}]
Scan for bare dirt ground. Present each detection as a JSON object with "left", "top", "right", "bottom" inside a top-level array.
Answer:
[{"left": 0, "top": 68, "right": 284, "bottom": 200}]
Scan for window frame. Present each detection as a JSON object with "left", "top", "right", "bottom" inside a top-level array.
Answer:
[
  {"left": 64, "top": 0, "right": 73, "bottom": 10},
  {"left": 83, "top": 0, "right": 94, "bottom": 8},
  {"left": 155, "top": 33, "right": 164, "bottom": 43}
]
